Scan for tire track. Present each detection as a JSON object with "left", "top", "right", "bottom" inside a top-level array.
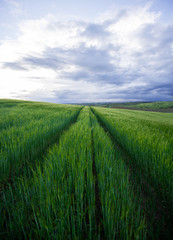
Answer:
[{"left": 90, "top": 124, "right": 104, "bottom": 239}]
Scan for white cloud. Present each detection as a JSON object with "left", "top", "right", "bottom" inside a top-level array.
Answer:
[{"left": 0, "top": 2, "right": 173, "bottom": 102}]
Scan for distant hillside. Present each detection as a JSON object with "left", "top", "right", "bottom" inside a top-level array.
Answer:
[{"left": 91, "top": 101, "right": 173, "bottom": 111}]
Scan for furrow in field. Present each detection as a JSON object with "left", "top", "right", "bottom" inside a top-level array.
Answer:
[{"left": 90, "top": 125, "right": 104, "bottom": 239}]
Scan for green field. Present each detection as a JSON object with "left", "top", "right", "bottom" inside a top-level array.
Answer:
[
  {"left": 93, "top": 101, "right": 173, "bottom": 111},
  {"left": 0, "top": 100, "right": 172, "bottom": 239}
]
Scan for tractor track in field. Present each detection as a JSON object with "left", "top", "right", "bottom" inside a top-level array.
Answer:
[
  {"left": 90, "top": 107, "right": 172, "bottom": 240},
  {"left": 0, "top": 108, "right": 83, "bottom": 194},
  {"left": 91, "top": 125, "right": 105, "bottom": 240}
]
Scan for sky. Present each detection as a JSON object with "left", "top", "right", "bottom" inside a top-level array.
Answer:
[{"left": 0, "top": 0, "right": 173, "bottom": 103}]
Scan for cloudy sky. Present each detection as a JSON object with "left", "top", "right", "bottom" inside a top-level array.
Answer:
[{"left": 0, "top": 0, "right": 173, "bottom": 103}]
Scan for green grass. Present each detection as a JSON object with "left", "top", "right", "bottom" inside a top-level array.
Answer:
[
  {"left": 90, "top": 111, "right": 146, "bottom": 239},
  {"left": 96, "top": 101, "right": 173, "bottom": 109},
  {"left": 132, "top": 101, "right": 173, "bottom": 109},
  {"left": 1, "top": 104, "right": 147, "bottom": 239},
  {"left": 92, "top": 106, "right": 173, "bottom": 239},
  {"left": 0, "top": 100, "right": 172, "bottom": 239},
  {"left": 1, "top": 107, "right": 95, "bottom": 239},
  {"left": 0, "top": 100, "right": 82, "bottom": 184}
]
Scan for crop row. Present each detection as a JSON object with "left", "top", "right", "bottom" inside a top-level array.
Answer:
[
  {"left": 90, "top": 111, "right": 146, "bottom": 239},
  {"left": 0, "top": 102, "right": 82, "bottom": 184},
  {"left": 92, "top": 106, "right": 173, "bottom": 238},
  {"left": 1, "top": 107, "right": 147, "bottom": 239}
]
